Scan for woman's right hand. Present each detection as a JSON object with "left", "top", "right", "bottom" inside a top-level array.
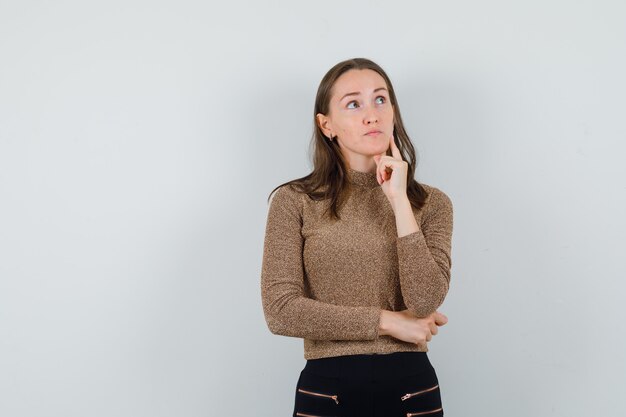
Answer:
[{"left": 378, "top": 309, "right": 448, "bottom": 345}]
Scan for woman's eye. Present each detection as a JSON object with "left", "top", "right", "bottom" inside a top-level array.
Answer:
[
  {"left": 376, "top": 96, "right": 386, "bottom": 104},
  {"left": 347, "top": 101, "right": 359, "bottom": 109}
]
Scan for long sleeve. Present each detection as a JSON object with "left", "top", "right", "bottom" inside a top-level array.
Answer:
[
  {"left": 260, "top": 185, "right": 382, "bottom": 340},
  {"left": 396, "top": 187, "right": 453, "bottom": 317}
]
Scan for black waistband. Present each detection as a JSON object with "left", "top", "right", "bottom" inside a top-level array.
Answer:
[{"left": 303, "top": 351, "right": 433, "bottom": 380}]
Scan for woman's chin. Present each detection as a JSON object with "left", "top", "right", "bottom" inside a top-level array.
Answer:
[{"left": 371, "top": 144, "right": 390, "bottom": 155}]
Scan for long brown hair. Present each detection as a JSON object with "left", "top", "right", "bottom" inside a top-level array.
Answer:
[{"left": 267, "top": 57, "right": 428, "bottom": 220}]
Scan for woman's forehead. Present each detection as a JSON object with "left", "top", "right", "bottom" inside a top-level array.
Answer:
[{"left": 332, "top": 69, "right": 388, "bottom": 100}]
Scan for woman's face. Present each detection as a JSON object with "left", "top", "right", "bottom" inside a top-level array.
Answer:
[{"left": 317, "top": 69, "right": 395, "bottom": 170}]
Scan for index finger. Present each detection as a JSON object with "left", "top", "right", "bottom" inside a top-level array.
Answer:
[
  {"left": 434, "top": 312, "right": 448, "bottom": 326},
  {"left": 389, "top": 134, "right": 402, "bottom": 160}
]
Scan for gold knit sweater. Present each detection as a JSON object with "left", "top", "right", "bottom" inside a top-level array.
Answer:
[{"left": 260, "top": 168, "right": 454, "bottom": 360}]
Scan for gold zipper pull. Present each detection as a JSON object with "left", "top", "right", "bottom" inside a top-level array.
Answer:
[
  {"left": 400, "top": 384, "right": 439, "bottom": 401},
  {"left": 297, "top": 388, "right": 339, "bottom": 404}
]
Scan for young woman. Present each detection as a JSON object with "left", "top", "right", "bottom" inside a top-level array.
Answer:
[{"left": 260, "top": 57, "right": 454, "bottom": 417}]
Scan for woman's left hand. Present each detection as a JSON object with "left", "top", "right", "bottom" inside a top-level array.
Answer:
[{"left": 373, "top": 134, "right": 409, "bottom": 204}]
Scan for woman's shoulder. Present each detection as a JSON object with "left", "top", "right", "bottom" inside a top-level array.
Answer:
[
  {"left": 419, "top": 182, "right": 453, "bottom": 212},
  {"left": 268, "top": 183, "right": 305, "bottom": 207}
]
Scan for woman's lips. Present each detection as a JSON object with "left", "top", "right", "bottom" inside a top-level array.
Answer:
[{"left": 365, "top": 131, "right": 382, "bottom": 136}]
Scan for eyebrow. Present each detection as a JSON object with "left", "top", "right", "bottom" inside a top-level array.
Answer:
[{"left": 339, "top": 87, "right": 388, "bottom": 102}]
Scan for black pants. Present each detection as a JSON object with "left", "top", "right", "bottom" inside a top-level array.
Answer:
[{"left": 292, "top": 351, "right": 443, "bottom": 417}]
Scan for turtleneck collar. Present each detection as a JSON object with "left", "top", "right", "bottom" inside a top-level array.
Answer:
[{"left": 346, "top": 167, "right": 379, "bottom": 189}]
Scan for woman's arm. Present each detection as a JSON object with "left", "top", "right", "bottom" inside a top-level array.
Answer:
[
  {"left": 260, "top": 185, "right": 382, "bottom": 340},
  {"left": 379, "top": 309, "right": 449, "bottom": 345},
  {"left": 390, "top": 187, "right": 454, "bottom": 318}
]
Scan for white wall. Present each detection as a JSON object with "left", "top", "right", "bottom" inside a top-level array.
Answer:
[{"left": 1, "top": 1, "right": 625, "bottom": 416}]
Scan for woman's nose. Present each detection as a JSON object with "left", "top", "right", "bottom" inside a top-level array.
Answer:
[{"left": 364, "top": 107, "right": 379, "bottom": 124}]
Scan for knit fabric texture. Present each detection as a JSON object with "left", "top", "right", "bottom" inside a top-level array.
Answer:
[{"left": 260, "top": 167, "right": 454, "bottom": 360}]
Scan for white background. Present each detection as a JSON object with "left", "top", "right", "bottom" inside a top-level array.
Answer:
[{"left": 1, "top": 1, "right": 625, "bottom": 416}]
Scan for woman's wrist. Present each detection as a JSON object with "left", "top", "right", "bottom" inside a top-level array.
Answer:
[{"left": 378, "top": 309, "right": 395, "bottom": 336}]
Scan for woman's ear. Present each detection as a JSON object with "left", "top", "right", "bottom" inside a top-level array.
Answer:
[{"left": 316, "top": 113, "right": 331, "bottom": 138}]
